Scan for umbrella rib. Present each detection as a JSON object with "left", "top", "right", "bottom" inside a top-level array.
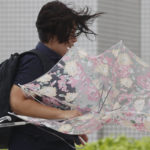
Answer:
[
  {"left": 98, "top": 86, "right": 112, "bottom": 113},
  {"left": 97, "top": 84, "right": 104, "bottom": 112},
  {"left": 0, "top": 121, "right": 28, "bottom": 128}
]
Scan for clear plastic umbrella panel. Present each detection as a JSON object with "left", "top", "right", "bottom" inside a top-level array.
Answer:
[{"left": 11, "top": 41, "right": 150, "bottom": 134}]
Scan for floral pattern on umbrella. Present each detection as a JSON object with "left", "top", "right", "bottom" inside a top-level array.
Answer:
[{"left": 15, "top": 41, "right": 150, "bottom": 134}]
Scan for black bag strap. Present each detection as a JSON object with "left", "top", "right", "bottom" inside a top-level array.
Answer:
[{"left": 20, "top": 49, "right": 52, "bottom": 73}]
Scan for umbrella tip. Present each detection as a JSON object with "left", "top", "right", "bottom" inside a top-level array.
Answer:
[
  {"left": 119, "top": 40, "right": 123, "bottom": 45},
  {"left": 117, "top": 40, "right": 126, "bottom": 51}
]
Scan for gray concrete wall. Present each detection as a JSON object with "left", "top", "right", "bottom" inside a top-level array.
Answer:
[
  {"left": 141, "top": 0, "right": 150, "bottom": 64},
  {"left": 97, "top": 0, "right": 141, "bottom": 56}
]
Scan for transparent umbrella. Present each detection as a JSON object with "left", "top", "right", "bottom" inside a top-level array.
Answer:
[{"left": 11, "top": 41, "right": 150, "bottom": 134}]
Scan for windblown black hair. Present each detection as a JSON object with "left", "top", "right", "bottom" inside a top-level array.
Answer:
[{"left": 36, "top": 0, "right": 103, "bottom": 43}]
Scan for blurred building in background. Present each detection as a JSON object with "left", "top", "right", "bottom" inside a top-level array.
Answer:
[{"left": 0, "top": 0, "right": 150, "bottom": 142}]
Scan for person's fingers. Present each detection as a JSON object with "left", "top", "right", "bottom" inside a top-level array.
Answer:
[
  {"left": 63, "top": 109, "right": 82, "bottom": 119},
  {"left": 79, "top": 136, "right": 86, "bottom": 145},
  {"left": 79, "top": 134, "right": 88, "bottom": 145},
  {"left": 81, "top": 134, "right": 88, "bottom": 142}
]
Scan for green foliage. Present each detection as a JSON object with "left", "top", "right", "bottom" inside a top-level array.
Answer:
[
  {"left": 2, "top": 136, "right": 150, "bottom": 150},
  {"left": 76, "top": 136, "right": 150, "bottom": 150}
]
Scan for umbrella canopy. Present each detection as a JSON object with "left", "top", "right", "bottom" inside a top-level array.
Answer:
[{"left": 13, "top": 41, "right": 150, "bottom": 134}]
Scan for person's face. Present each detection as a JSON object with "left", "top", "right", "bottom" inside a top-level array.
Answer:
[
  {"left": 67, "top": 35, "right": 77, "bottom": 49},
  {"left": 47, "top": 27, "right": 77, "bottom": 56},
  {"left": 57, "top": 29, "right": 77, "bottom": 55}
]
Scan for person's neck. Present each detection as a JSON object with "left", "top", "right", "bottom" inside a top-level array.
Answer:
[{"left": 44, "top": 40, "right": 67, "bottom": 56}]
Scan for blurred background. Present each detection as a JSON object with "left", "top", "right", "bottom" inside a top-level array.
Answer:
[{"left": 0, "top": 0, "right": 150, "bottom": 142}]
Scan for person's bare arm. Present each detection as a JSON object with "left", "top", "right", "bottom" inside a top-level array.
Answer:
[{"left": 10, "top": 85, "right": 81, "bottom": 120}]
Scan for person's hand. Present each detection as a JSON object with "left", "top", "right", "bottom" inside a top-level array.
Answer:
[
  {"left": 78, "top": 134, "right": 88, "bottom": 145},
  {"left": 62, "top": 109, "right": 82, "bottom": 119}
]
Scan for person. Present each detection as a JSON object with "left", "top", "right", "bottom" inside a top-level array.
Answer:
[{"left": 9, "top": 1, "right": 102, "bottom": 150}]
